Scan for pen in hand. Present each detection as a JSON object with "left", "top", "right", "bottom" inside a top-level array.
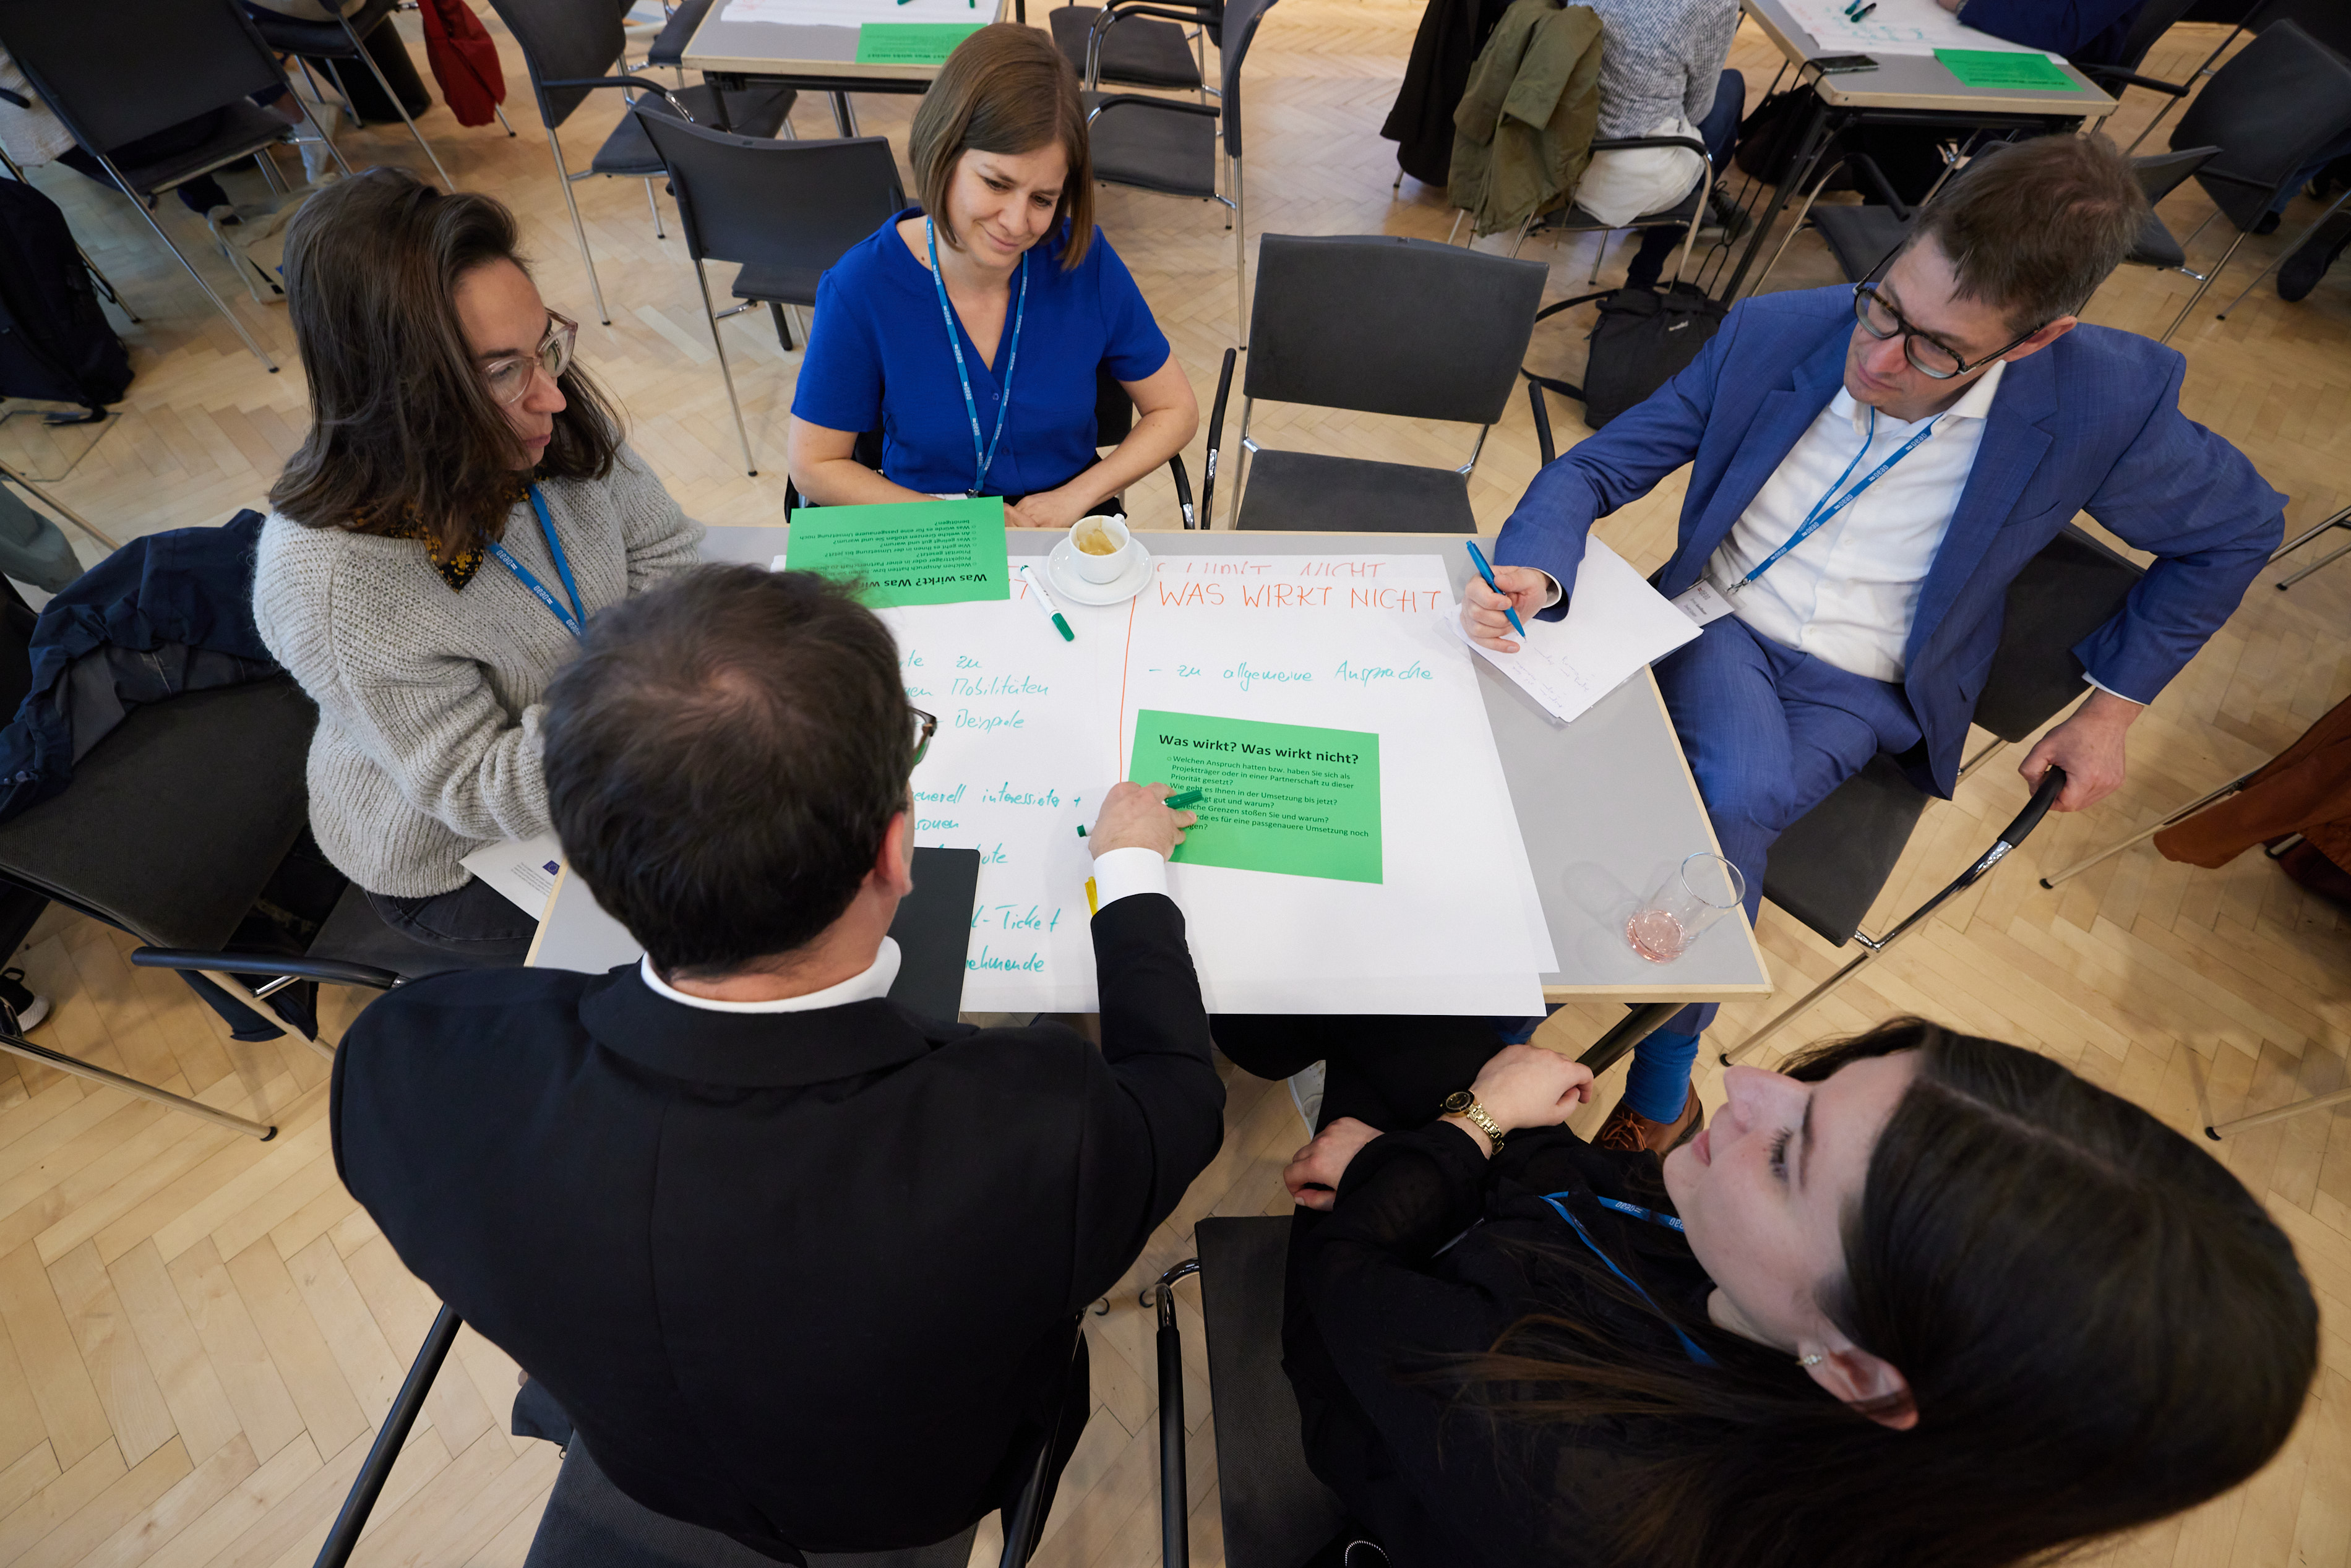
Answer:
[{"left": 1464, "top": 539, "right": 1528, "bottom": 640}]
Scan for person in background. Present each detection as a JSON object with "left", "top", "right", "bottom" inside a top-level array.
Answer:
[
  {"left": 1933, "top": 0, "right": 2146, "bottom": 69},
  {"left": 1572, "top": 0, "right": 1744, "bottom": 291},
  {"left": 787, "top": 24, "right": 1197, "bottom": 528},
  {"left": 254, "top": 169, "right": 702, "bottom": 960},
  {"left": 1462, "top": 134, "right": 2281, "bottom": 1151},
  {"left": 1268, "top": 1017, "right": 2315, "bottom": 1568},
  {"left": 332, "top": 564, "right": 1225, "bottom": 1560}
]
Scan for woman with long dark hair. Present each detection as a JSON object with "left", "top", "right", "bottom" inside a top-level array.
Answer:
[
  {"left": 256, "top": 168, "right": 703, "bottom": 958},
  {"left": 1270, "top": 1018, "right": 2316, "bottom": 1568}
]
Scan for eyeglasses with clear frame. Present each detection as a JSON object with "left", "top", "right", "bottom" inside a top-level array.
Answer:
[
  {"left": 909, "top": 708, "right": 937, "bottom": 771},
  {"left": 1850, "top": 276, "right": 2042, "bottom": 380},
  {"left": 483, "top": 311, "right": 578, "bottom": 406}
]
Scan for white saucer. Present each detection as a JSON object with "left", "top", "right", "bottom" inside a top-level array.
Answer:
[{"left": 1046, "top": 536, "right": 1153, "bottom": 606}]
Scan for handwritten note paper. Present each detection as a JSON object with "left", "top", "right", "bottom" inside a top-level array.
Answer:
[
  {"left": 462, "top": 831, "right": 565, "bottom": 917},
  {"left": 1459, "top": 537, "right": 1698, "bottom": 725},
  {"left": 780, "top": 497, "right": 1008, "bottom": 608},
  {"left": 1130, "top": 711, "right": 1383, "bottom": 883}
]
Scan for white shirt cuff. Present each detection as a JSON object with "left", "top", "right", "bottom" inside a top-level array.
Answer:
[
  {"left": 2082, "top": 672, "right": 2149, "bottom": 706},
  {"left": 1091, "top": 846, "right": 1169, "bottom": 910},
  {"left": 1539, "top": 571, "right": 1563, "bottom": 608}
]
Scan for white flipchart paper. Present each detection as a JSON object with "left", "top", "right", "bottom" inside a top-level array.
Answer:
[
  {"left": 1779, "top": 0, "right": 2066, "bottom": 62},
  {"left": 1456, "top": 537, "right": 1700, "bottom": 726}
]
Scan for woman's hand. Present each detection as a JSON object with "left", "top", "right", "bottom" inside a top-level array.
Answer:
[
  {"left": 1450, "top": 1044, "right": 1593, "bottom": 1151},
  {"left": 1005, "top": 487, "right": 1094, "bottom": 531},
  {"left": 1284, "top": 1116, "right": 1383, "bottom": 1211}
]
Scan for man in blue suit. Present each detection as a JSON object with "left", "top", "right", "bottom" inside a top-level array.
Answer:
[{"left": 1464, "top": 134, "right": 2284, "bottom": 1150}]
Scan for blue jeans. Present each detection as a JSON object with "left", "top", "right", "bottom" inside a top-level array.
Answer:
[
  {"left": 1626, "top": 69, "right": 1747, "bottom": 289},
  {"left": 1620, "top": 615, "right": 1922, "bottom": 1119}
]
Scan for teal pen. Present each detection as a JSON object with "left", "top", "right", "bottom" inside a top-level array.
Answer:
[
  {"left": 1164, "top": 789, "right": 1206, "bottom": 810},
  {"left": 1018, "top": 563, "right": 1075, "bottom": 642},
  {"left": 1464, "top": 539, "right": 1527, "bottom": 638}
]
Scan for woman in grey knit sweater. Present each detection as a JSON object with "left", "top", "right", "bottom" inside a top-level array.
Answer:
[{"left": 254, "top": 170, "right": 703, "bottom": 958}]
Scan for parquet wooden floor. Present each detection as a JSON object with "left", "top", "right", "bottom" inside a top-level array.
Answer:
[{"left": 2, "top": 5, "right": 2348, "bottom": 1565}]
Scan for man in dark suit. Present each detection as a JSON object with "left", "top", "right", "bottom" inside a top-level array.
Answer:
[
  {"left": 1463, "top": 133, "right": 2283, "bottom": 1149},
  {"left": 331, "top": 565, "right": 1224, "bottom": 1561}
]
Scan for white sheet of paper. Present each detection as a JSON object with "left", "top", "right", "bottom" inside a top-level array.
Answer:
[
  {"left": 720, "top": 0, "right": 989, "bottom": 30},
  {"left": 1457, "top": 538, "right": 1700, "bottom": 726},
  {"left": 870, "top": 555, "right": 1554, "bottom": 1013},
  {"left": 1779, "top": 0, "right": 2065, "bottom": 62},
  {"left": 461, "top": 831, "right": 565, "bottom": 917}
]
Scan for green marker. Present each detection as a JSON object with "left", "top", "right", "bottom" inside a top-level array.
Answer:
[
  {"left": 1076, "top": 825, "right": 1087, "bottom": 838},
  {"left": 1164, "top": 789, "right": 1206, "bottom": 810},
  {"left": 1019, "top": 563, "right": 1075, "bottom": 642}
]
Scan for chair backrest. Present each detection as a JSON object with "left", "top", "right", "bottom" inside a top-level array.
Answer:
[
  {"left": 632, "top": 110, "right": 905, "bottom": 272},
  {"left": 2173, "top": 20, "right": 2351, "bottom": 229},
  {"left": 0, "top": 0, "right": 285, "bottom": 155},
  {"left": 1196, "top": 1216, "right": 1347, "bottom": 1568},
  {"left": 1243, "top": 234, "right": 1546, "bottom": 424},
  {"left": 2256, "top": 0, "right": 2351, "bottom": 64},
  {"left": 1971, "top": 523, "right": 2146, "bottom": 742},
  {"left": 1216, "top": 0, "right": 1280, "bottom": 156},
  {"left": 2113, "top": 0, "right": 2204, "bottom": 73},
  {"left": 2133, "top": 144, "right": 2222, "bottom": 205},
  {"left": 482, "top": 0, "right": 627, "bottom": 127}
]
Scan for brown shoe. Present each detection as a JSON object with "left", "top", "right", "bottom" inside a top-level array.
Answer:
[{"left": 1591, "top": 1088, "right": 1704, "bottom": 1154}]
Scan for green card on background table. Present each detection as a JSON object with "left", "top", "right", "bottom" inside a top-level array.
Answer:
[
  {"left": 1933, "top": 48, "right": 2078, "bottom": 90},
  {"left": 781, "top": 497, "right": 1009, "bottom": 607},
  {"left": 1129, "top": 710, "right": 1383, "bottom": 884},
  {"left": 855, "top": 22, "right": 983, "bottom": 63}
]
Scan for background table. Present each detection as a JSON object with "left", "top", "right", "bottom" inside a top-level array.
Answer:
[
  {"left": 651, "top": 0, "right": 1013, "bottom": 136},
  {"left": 535, "top": 526, "right": 1773, "bottom": 1021},
  {"left": 1721, "top": 0, "right": 2117, "bottom": 298}
]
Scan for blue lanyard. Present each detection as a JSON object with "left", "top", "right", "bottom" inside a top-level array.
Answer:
[
  {"left": 1540, "top": 1190, "right": 1717, "bottom": 1366},
  {"left": 1727, "top": 406, "right": 1940, "bottom": 594},
  {"left": 926, "top": 216, "right": 1027, "bottom": 497},
  {"left": 488, "top": 485, "right": 587, "bottom": 638}
]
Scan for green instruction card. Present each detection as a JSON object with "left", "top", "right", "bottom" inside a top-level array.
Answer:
[
  {"left": 1130, "top": 710, "right": 1383, "bottom": 885},
  {"left": 782, "top": 497, "right": 1008, "bottom": 608},
  {"left": 854, "top": 22, "right": 984, "bottom": 64},
  {"left": 1933, "top": 48, "right": 2078, "bottom": 90}
]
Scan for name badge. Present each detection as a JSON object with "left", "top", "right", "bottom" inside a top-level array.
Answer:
[{"left": 1670, "top": 579, "right": 1735, "bottom": 627}]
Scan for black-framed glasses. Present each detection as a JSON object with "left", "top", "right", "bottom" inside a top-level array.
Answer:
[
  {"left": 909, "top": 708, "right": 937, "bottom": 770},
  {"left": 484, "top": 311, "right": 577, "bottom": 405},
  {"left": 1850, "top": 280, "right": 2040, "bottom": 380}
]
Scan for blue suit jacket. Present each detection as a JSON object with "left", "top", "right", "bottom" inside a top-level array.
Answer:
[{"left": 1497, "top": 286, "right": 2284, "bottom": 797}]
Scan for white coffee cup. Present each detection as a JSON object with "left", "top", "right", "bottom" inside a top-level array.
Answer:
[{"left": 1067, "top": 513, "right": 1133, "bottom": 584}]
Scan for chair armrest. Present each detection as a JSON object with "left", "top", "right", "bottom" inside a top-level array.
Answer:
[
  {"left": 1199, "top": 346, "right": 1237, "bottom": 528},
  {"left": 0, "top": 87, "right": 27, "bottom": 109},
  {"left": 2078, "top": 64, "right": 2188, "bottom": 96},
  {"left": 1085, "top": 93, "right": 1221, "bottom": 124},
  {"left": 646, "top": 0, "right": 715, "bottom": 67},
  {"left": 1587, "top": 135, "right": 1711, "bottom": 158},
  {"left": 1527, "top": 377, "right": 1557, "bottom": 467},
  {"left": 1845, "top": 152, "right": 1911, "bottom": 219},
  {"left": 1169, "top": 453, "right": 1197, "bottom": 529},
  {"left": 131, "top": 948, "right": 402, "bottom": 992},
  {"left": 543, "top": 74, "right": 696, "bottom": 120},
  {"left": 1146, "top": 1263, "right": 1199, "bottom": 1568},
  {"left": 1094, "top": 1, "right": 1216, "bottom": 30},
  {"left": 312, "top": 1306, "right": 462, "bottom": 1568},
  {"left": 1863, "top": 766, "right": 2066, "bottom": 954}
]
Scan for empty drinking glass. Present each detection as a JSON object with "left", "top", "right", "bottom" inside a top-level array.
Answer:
[{"left": 1625, "top": 852, "right": 1746, "bottom": 964}]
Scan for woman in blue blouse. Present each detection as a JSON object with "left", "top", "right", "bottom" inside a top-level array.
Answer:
[{"left": 787, "top": 24, "right": 1197, "bottom": 529}]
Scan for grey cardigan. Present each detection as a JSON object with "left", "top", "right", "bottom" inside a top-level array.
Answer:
[{"left": 253, "top": 445, "right": 705, "bottom": 897}]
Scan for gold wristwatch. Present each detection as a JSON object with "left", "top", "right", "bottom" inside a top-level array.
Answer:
[{"left": 1440, "top": 1090, "right": 1505, "bottom": 1152}]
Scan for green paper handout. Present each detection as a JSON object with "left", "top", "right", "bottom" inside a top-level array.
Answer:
[
  {"left": 1932, "top": 48, "right": 2078, "bottom": 91},
  {"left": 782, "top": 497, "right": 1009, "bottom": 609},
  {"left": 1129, "top": 709, "right": 1383, "bottom": 885},
  {"left": 855, "top": 22, "right": 984, "bottom": 63}
]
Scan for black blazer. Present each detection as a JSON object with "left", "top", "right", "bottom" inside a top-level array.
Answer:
[{"left": 330, "top": 893, "right": 1224, "bottom": 1558}]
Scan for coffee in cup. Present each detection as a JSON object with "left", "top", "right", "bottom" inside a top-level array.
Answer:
[
  {"left": 1067, "top": 514, "right": 1133, "bottom": 585},
  {"left": 1075, "top": 523, "right": 1120, "bottom": 555}
]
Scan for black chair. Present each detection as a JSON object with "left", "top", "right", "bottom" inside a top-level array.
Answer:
[
  {"left": 2069, "top": 0, "right": 2206, "bottom": 149},
  {"left": 631, "top": 109, "right": 904, "bottom": 476},
  {"left": 311, "top": 1306, "right": 1080, "bottom": 1568},
  {"left": 244, "top": 0, "right": 453, "bottom": 190},
  {"left": 1054, "top": 0, "right": 1217, "bottom": 96},
  {"left": 785, "top": 364, "right": 1199, "bottom": 529},
  {"left": 2157, "top": 19, "right": 2351, "bottom": 341},
  {"left": 1148, "top": 1216, "right": 1345, "bottom": 1568},
  {"left": 484, "top": 0, "right": 796, "bottom": 327},
  {"left": 1199, "top": 233, "right": 1545, "bottom": 533},
  {"left": 0, "top": 0, "right": 350, "bottom": 371},
  {"left": 1717, "top": 525, "right": 2144, "bottom": 1061},
  {"left": 1499, "top": 133, "right": 1721, "bottom": 288},
  {"left": 1085, "top": 0, "right": 1279, "bottom": 348}
]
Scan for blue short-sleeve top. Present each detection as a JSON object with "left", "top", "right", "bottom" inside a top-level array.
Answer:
[{"left": 790, "top": 210, "right": 1174, "bottom": 499}]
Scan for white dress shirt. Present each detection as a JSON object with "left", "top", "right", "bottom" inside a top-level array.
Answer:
[
  {"left": 1703, "top": 361, "right": 2006, "bottom": 683},
  {"left": 641, "top": 847, "right": 1171, "bottom": 1013}
]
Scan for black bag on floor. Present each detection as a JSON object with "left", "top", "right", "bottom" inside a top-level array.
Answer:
[
  {"left": 1524, "top": 282, "right": 1728, "bottom": 429},
  {"left": 0, "top": 181, "right": 132, "bottom": 416}
]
